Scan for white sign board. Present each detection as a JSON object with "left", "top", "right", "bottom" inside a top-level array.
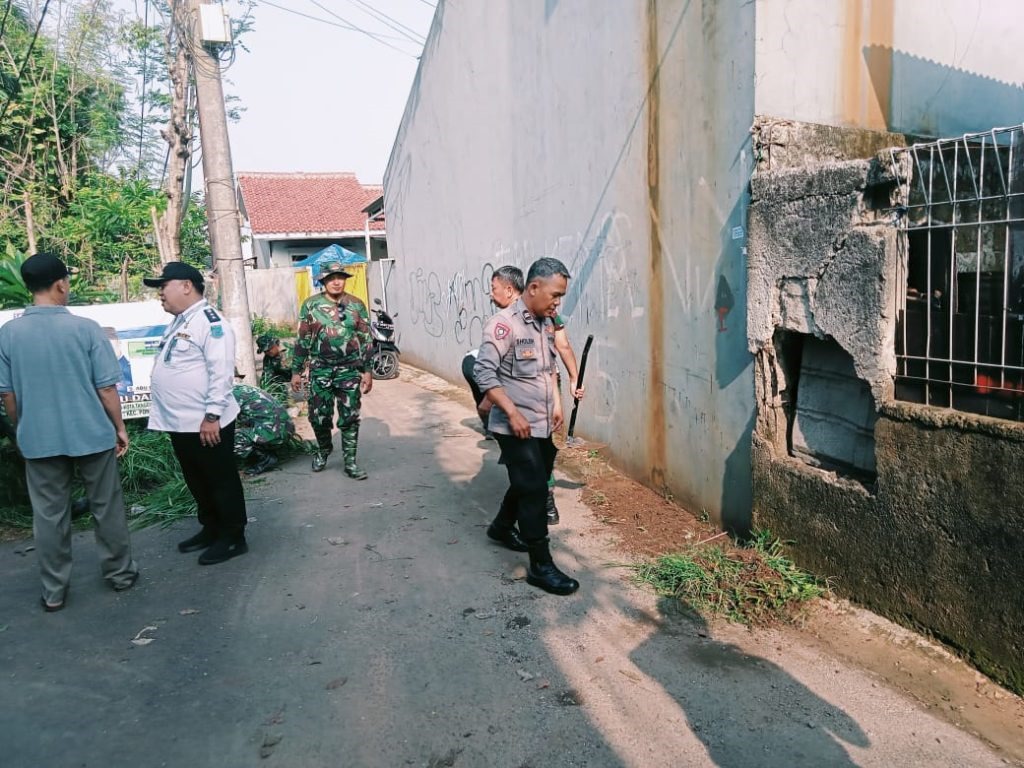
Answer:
[{"left": 0, "top": 301, "right": 172, "bottom": 420}]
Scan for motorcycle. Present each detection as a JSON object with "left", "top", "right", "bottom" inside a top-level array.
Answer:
[{"left": 370, "top": 298, "right": 400, "bottom": 380}]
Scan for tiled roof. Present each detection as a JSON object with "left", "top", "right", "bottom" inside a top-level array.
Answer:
[{"left": 237, "top": 172, "right": 385, "bottom": 235}]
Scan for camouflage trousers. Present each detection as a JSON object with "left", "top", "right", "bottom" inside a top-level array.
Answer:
[
  {"left": 234, "top": 421, "right": 294, "bottom": 459},
  {"left": 308, "top": 366, "right": 363, "bottom": 453}
]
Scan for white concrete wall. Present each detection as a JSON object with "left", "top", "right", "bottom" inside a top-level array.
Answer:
[
  {"left": 384, "top": 0, "right": 757, "bottom": 527},
  {"left": 755, "top": 0, "right": 1024, "bottom": 136},
  {"left": 245, "top": 267, "right": 299, "bottom": 326}
]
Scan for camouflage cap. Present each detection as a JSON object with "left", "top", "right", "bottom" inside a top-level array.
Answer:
[
  {"left": 255, "top": 334, "right": 278, "bottom": 353},
  {"left": 318, "top": 260, "right": 353, "bottom": 281}
]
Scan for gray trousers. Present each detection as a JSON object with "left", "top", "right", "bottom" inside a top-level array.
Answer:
[{"left": 25, "top": 449, "right": 138, "bottom": 604}]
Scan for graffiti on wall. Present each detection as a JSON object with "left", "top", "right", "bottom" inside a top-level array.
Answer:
[
  {"left": 408, "top": 261, "right": 496, "bottom": 348},
  {"left": 404, "top": 205, "right": 731, "bottom": 353}
]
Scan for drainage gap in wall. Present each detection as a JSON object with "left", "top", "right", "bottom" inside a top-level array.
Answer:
[{"left": 776, "top": 331, "right": 878, "bottom": 486}]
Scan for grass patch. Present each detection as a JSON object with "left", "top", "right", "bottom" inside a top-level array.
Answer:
[
  {"left": 0, "top": 424, "right": 198, "bottom": 534},
  {"left": 630, "top": 530, "right": 826, "bottom": 626}
]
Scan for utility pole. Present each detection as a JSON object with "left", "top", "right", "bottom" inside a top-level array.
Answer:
[{"left": 185, "top": 0, "right": 256, "bottom": 382}]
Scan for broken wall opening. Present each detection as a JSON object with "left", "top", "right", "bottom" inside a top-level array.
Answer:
[{"left": 771, "top": 330, "right": 878, "bottom": 483}]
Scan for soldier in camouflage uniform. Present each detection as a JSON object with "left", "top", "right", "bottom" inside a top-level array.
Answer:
[
  {"left": 232, "top": 383, "right": 295, "bottom": 476},
  {"left": 256, "top": 334, "right": 293, "bottom": 389},
  {"left": 290, "top": 260, "right": 373, "bottom": 478}
]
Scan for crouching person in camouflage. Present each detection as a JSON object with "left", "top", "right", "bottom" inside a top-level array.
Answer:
[
  {"left": 290, "top": 260, "right": 373, "bottom": 479},
  {"left": 232, "top": 384, "right": 296, "bottom": 476}
]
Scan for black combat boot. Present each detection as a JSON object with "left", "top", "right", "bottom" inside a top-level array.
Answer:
[
  {"left": 546, "top": 489, "right": 560, "bottom": 525},
  {"left": 311, "top": 450, "right": 328, "bottom": 472},
  {"left": 486, "top": 495, "right": 528, "bottom": 551},
  {"left": 245, "top": 449, "right": 278, "bottom": 476},
  {"left": 341, "top": 426, "right": 368, "bottom": 480},
  {"left": 526, "top": 539, "right": 579, "bottom": 595}
]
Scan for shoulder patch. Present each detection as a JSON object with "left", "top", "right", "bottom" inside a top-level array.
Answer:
[
  {"left": 494, "top": 322, "right": 511, "bottom": 341},
  {"left": 204, "top": 307, "right": 221, "bottom": 323},
  {"left": 210, "top": 325, "right": 224, "bottom": 339}
]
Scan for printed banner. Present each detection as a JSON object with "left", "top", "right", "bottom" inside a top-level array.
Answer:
[{"left": 0, "top": 301, "right": 171, "bottom": 420}]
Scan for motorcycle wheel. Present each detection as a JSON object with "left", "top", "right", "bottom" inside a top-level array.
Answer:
[{"left": 372, "top": 350, "right": 399, "bottom": 380}]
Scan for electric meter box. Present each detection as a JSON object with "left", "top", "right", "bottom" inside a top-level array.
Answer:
[{"left": 199, "top": 5, "right": 232, "bottom": 44}]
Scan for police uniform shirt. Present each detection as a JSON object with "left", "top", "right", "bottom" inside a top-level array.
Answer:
[
  {"left": 473, "top": 297, "right": 558, "bottom": 438},
  {"left": 148, "top": 299, "right": 240, "bottom": 433}
]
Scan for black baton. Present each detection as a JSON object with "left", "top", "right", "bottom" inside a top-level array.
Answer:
[{"left": 566, "top": 334, "right": 594, "bottom": 440}]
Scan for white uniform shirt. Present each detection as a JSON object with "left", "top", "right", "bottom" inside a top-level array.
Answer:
[{"left": 148, "top": 299, "right": 240, "bottom": 433}]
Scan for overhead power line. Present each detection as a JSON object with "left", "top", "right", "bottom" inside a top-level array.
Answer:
[
  {"left": 250, "top": 0, "right": 418, "bottom": 59},
  {"left": 304, "top": 0, "right": 421, "bottom": 55},
  {"left": 338, "top": 0, "right": 425, "bottom": 45}
]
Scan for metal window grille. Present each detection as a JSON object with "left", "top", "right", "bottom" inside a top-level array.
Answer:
[{"left": 889, "top": 125, "right": 1024, "bottom": 422}]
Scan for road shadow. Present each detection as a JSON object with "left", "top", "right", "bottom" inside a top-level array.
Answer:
[{"left": 629, "top": 601, "right": 869, "bottom": 767}]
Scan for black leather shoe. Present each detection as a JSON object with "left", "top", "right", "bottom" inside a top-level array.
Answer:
[
  {"left": 178, "top": 528, "right": 217, "bottom": 553},
  {"left": 486, "top": 524, "right": 529, "bottom": 552},
  {"left": 198, "top": 537, "right": 248, "bottom": 566},
  {"left": 546, "top": 490, "right": 560, "bottom": 526},
  {"left": 527, "top": 562, "right": 580, "bottom": 595},
  {"left": 245, "top": 452, "right": 278, "bottom": 476}
]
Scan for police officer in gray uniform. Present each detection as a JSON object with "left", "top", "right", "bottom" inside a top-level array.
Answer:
[
  {"left": 473, "top": 257, "right": 579, "bottom": 596},
  {"left": 145, "top": 262, "right": 248, "bottom": 565}
]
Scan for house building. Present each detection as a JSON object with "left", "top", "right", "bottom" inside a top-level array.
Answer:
[
  {"left": 382, "top": 0, "right": 1024, "bottom": 692},
  {"left": 236, "top": 171, "right": 387, "bottom": 268}
]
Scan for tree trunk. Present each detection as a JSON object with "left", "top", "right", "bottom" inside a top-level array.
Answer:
[
  {"left": 155, "top": 12, "right": 192, "bottom": 265},
  {"left": 24, "top": 189, "right": 36, "bottom": 255},
  {"left": 120, "top": 257, "right": 131, "bottom": 302}
]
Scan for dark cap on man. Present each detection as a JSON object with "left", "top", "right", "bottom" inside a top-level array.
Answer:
[
  {"left": 255, "top": 334, "right": 278, "bottom": 353},
  {"left": 143, "top": 261, "right": 205, "bottom": 290},
  {"left": 318, "top": 260, "right": 353, "bottom": 282},
  {"left": 20, "top": 252, "right": 77, "bottom": 289}
]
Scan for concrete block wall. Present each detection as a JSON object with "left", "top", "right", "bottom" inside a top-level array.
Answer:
[{"left": 748, "top": 119, "right": 1024, "bottom": 693}]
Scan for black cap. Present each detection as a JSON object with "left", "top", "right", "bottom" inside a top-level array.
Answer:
[
  {"left": 20, "top": 252, "right": 76, "bottom": 286},
  {"left": 143, "top": 261, "right": 205, "bottom": 289}
]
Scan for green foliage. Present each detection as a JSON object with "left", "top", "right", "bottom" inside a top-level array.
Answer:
[
  {"left": 251, "top": 316, "right": 296, "bottom": 339},
  {"left": 631, "top": 531, "right": 827, "bottom": 625},
  {"left": 0, "top": 422, "right": 196, "bottom": 533},
  {"left": 0, "top": 247, "right": 30, "bottom": 309}
]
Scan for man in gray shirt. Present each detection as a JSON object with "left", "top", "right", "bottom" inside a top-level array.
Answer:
[
  {"left": 0, "top": 253, "right": 138, "bottom": 611},
  {"left": 473, "top": 257, "right": 579, "bottom": 596}
]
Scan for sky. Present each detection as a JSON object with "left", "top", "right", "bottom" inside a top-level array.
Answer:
[
  {"left": 223, "top": 0, "right": 435, "bottom": 184},
  {"left": 110, "top": 0, "right": 435, "bottom": 186}
]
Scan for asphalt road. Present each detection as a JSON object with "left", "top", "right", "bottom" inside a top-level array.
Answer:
[{"left": 0, "top": 372, "right": 1013, "bottom": 768}]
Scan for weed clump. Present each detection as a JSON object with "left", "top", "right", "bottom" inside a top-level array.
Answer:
[
  {"left": 631, "top": 530, "right": 826, "bottom": 625},
  {"left": 0, "top": 423, "right": 197, "bottom": 533}
]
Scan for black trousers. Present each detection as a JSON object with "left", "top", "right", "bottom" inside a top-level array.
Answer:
[
  {"left": 493, "top": 434, "right": 557, "bottom": 543},
  {"left": 169, "top": 422, "right": 247, "bottom": 538}
]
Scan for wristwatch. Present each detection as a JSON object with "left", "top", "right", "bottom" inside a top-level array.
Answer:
[{"left": 203, "top": 413, "right": 219, "bottom": 423}]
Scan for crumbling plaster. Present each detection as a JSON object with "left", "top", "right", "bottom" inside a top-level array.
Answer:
[{"left": 748, "top": 158, "right": 898, "bottom": 404}]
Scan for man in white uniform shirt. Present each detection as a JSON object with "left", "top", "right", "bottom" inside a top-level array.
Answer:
[{"left": 145, "top": 262, "right": 247, "bottom": 565}]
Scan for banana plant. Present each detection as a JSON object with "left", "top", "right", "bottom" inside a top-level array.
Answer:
[{"left": 0, "top": 246, "right": 29, "bottom": 310}]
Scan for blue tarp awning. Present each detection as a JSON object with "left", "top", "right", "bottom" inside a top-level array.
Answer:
[{"left": 292, "top": 244, "right": 366, "bottom": 273}]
